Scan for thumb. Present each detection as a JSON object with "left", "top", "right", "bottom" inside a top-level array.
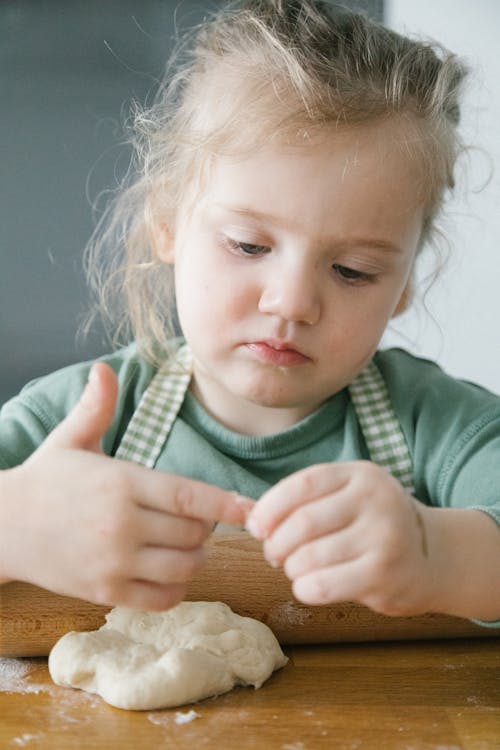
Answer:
[{"left": 43, "top": 362, "right": 119, "bottom": 453}]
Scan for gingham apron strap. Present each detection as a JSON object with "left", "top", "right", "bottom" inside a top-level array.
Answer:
[
  {"left": 115, "top": 344, "right": 193, "bottom": 468},
  {"left": 347, "top": 360, "right": 415, "bottom": 493}
]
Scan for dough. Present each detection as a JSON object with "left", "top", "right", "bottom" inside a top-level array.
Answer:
[{"left": 48, "top": 601, "right": 288, "bottom": 710}]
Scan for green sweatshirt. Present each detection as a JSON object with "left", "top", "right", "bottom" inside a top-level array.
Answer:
[{"left": 1, "top": 342, "right": 500, "bottom": 529}]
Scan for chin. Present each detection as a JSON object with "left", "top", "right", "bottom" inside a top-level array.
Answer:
[{"left": 240, "top": 382, "right": 313, "bottom": 410}]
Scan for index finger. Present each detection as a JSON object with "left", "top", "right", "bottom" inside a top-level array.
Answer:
[
  {"left": 246, "top": 462, "right": 353, "bottom": 539},
  {"left": 130, "top": 465, "right": 255, "bottom": 526}
]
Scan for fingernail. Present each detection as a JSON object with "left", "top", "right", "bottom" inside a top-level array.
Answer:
[
  {"left": 88, "top": 364, "right": 99, "bottom": 386},
  {"left": 233, "top": 493, "right": 254, "bottom": 510},
  {"left": 83, "top": 365, "right": 99, "bottom": 398},
  {"left": 81, "top": 381, "right": 94, "bottom": 405},
  {"left": 245, "top": 514, "right": 265, "bottom": 540},
  {"left": 263, "top": 540, "right": 281, "bottom": 568}
]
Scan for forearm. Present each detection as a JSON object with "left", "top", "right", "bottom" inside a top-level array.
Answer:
[{"left": 423, "top": 505, "right": 500, "bottom": 622}]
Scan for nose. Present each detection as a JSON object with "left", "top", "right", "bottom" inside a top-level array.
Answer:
[{"left": 258, "top": 263, "right": 321, "bottom": 325}]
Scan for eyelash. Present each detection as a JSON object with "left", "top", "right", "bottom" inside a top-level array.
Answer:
[
  {"left": 223, "top": 237, "right": 375, "bottom": 284},
  {"left": 332, "top": 264, "right": 373, "bottom": 285},
  {"left": 224, "top": 238, "right": 269, "bottom": 256}
]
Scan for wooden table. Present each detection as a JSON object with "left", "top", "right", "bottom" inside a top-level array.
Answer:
[{"left": 1, "top": 637, "right": 499, "bottom": 749}]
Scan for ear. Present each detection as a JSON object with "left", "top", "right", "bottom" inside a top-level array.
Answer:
[
  {"left": 153, "top": 222, "right": 176, "bottom": 264},
  {"left": 392, "top": 281, "right": 412, "bottom": 318}
]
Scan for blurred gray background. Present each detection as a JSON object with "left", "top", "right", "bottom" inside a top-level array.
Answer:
[{"left": 0, "top": 0, "right": 383, "bottom": 406}]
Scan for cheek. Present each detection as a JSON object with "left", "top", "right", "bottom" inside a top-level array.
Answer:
[
  {"left": 175, "top": 273, "right": 209, "bottom": 329},
  {"left": 322, "top": 290, "right": 392, "bottom": 350},
  {"left": 173, "top": 229, "right": 263, "bottom": 329},
  {"left": 175, "top": 261, "right": 247, "bottom": 331}
]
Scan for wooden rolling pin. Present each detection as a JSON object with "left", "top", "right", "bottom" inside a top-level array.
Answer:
[{"left": 1, "top": 533, "right": 498, "bottom": 657}]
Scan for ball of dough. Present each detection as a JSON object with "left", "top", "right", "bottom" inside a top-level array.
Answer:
[{"left": 48, "top": 601, "right": 288, "bottom": 710}]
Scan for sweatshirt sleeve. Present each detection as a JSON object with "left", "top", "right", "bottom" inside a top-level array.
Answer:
[
  {"left": 374, "top": 348, "right": 500, "bottom": 530},
  {"left": 0, "top": 366, "right": 89, "bottom": 467},
  {"left": 436, "top": 411, "right": 500, "bottom": 527},
  {"left": 0, "top": 345, "right": 155, "bottom": 468}
]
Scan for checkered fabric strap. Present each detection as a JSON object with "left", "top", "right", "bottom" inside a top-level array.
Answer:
[
  {"left": 116, "top": 344, "right": 414, "bottom": 491},
  {"left": 115, "top": 344, "right": 193, "bottom": 468},
  {"left": 347, "top": 360, "right": 415, "bottom": 493}
]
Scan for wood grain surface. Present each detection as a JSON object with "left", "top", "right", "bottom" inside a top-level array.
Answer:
[
  {"left": 1, "top": 533, "right": 498, "bottom": 657},
  {"left": 1, "top": 638, "right": 499, "bottom": 749}
]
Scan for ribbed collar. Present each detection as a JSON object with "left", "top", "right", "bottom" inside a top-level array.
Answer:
[{"left": 179, "top": 389, "right": 349, "bottom": 460}]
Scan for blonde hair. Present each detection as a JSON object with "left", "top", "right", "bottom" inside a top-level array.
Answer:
[{"left": 84, "top": 0, "right": 468, "bottom": 365}]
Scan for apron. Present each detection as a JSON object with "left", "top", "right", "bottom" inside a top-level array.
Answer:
[{"left": 115, "top": 344, "right": 415, "bottom": 494}]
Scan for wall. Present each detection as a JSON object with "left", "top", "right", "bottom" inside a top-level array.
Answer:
[
  {"left": 383, "top": 0, "right": 500, "bottom": 394},
  {"left": 0, "top": 0, "right": 216, "bottom": 406},
  {"left": 0, "top": 0, "right": 383, "bottom": 407}
]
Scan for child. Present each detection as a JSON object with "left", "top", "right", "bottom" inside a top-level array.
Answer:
[{"left": 1, "top": 0, "right": 500, "bottom": 625}]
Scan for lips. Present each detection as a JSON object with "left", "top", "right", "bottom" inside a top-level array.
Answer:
[{"left": 245, "top": 340, "right": 310, "bottom": 366}]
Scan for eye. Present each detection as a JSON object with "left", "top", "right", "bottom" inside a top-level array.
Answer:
[
  {"left": 224, "top": 237, "right": 270, "bottom": 256},
  {"left": 238, "top": 242, "right": 268, "bottom": 255},
  {"left": 332, "top": 264, "right": 372, "bottom": 284}
]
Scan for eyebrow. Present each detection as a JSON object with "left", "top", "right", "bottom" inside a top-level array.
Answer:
[{"left": 212, "top": 203, "right": 403, "bottom": 254}]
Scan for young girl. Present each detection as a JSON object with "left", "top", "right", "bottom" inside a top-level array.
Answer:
[{"left": 1, "top": 0, "right": 500, "bottom": 625}]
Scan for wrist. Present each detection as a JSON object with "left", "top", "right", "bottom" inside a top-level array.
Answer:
[
  {"left": 0, "top": 466, "right": 24, "bottom": 583},
  {"left": 422, "top": 506, "right": 500, "bottom": 621}
]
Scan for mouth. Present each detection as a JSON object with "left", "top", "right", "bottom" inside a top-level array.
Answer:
[{"left": 245, "top": 340, "right": 311, "bottom": 367}]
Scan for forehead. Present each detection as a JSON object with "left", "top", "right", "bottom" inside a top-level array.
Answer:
[{"left": 198, "top": 119, "right": 425, "bottom": 244}]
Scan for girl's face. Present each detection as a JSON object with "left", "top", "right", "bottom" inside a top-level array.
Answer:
[{"left": 157, "top": 120, "right": 424, "bottom": 435}]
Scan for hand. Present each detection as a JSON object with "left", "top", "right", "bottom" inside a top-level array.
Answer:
[
  {"left": 246, "top": 461, "right": 436, "bottom": 617},
  {"left": 0, "top": 363, "right": 254, "bottom": 610}
]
